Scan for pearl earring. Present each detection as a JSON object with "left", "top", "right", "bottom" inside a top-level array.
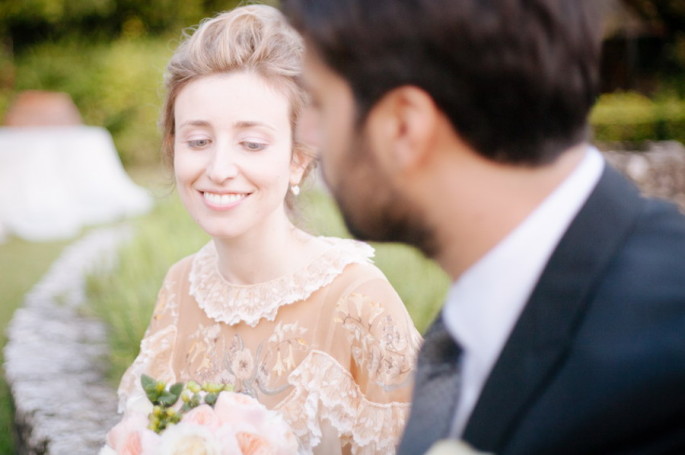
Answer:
[{"left": 290, "top": 184, "right": 300, "bottom": 196}]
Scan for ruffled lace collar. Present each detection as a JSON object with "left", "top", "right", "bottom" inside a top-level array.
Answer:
[{"left": 189, "top": 237, "right": 374, "bottom": 327}]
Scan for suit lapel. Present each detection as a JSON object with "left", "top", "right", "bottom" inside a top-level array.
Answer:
[{"left": 462, "top": 166, "right": 645, "bottom": 452}]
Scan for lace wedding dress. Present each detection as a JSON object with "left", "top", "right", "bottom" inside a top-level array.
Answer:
[{"left": 116, "top": 237, "right": 422, "bottom": 454}]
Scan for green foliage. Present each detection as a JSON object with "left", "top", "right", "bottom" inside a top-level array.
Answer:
[
  {"left": 6, "top": 38, "right": 173, "bottom": 166},
  {"left": 0, "top": 2, "right": 281, "bottom": 169},
  {"left": 0, "top": 382, "right": 14, "bottom": 454},
  {"left": 87, "top": 188, "right": 448, "bottom": 383},
  {"left": 143, "top": 373, "right": 184, "bottom": 433},
  {"left": 0, "top": 0, "right": 246, "bottom": 47},
  {"left": 142, "top": 374, "right": 183, "bottom": 408},
  {"left": 140, "top": 375, "right": 234, "bottom": 433},
  {"left": 590, "top": 90, "right": 685, "bottom": 144}
]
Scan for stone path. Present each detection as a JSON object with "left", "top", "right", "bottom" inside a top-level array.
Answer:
[
  {"left": 603, "top": 140, "right": 685, "bottom": 212},
  {"left": 4, "top": 226, "right": 132, "bottom": 454}
]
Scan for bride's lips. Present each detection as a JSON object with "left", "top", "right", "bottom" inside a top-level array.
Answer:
[{"left": 200, "top": 190, "right": 250, "bottom": 210}]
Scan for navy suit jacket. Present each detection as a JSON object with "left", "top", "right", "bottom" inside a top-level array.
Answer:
[{"left": 457, "top": 165, "right": 685, "bottom": 454}]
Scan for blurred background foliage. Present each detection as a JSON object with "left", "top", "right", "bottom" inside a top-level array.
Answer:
[
  {"left": 0, "top": 0, "right": 684, "bottom": 163},
  {"left": 0, "top": 0, "right": 277, "bottom": 166},
  {"left": 597, "top": 0, "right": 685, "bottom": 144},
  {"left": 591, "top": 91, "right": 685, "bottom": 143}
]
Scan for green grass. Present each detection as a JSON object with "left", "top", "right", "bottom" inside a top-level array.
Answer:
[
  {"left": 87, "top": 186, "right": 449, "bottom": 384},
  {"left": 0, "top": 237, "right": 71, "bottom": 454}
]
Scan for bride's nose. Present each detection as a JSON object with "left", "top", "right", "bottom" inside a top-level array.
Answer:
[{"left": 207, "top": 147, "right": 239, "bottom": 182}]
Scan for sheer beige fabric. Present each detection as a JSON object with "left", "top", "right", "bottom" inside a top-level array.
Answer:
[{"left": 116, "top": 237, "right": 422, "bottom": 454}]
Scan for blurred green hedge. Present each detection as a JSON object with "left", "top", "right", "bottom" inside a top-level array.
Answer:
[
  {"left": 1, "top": 38, "right": 174, "bottom": 166},
  {"left": 0, "top": 0, "right": 261, "bottom": 167},
  {"left": 590, "top": 91, "right": 685, "bottom": 145}
]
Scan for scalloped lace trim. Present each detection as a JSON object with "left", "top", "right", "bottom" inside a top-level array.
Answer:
[
  {"left": 189, "top": 237, "right": 374, "bottom": 327},
  {"left": 276, "top": 350, "right": 409, "bottom": 454}
]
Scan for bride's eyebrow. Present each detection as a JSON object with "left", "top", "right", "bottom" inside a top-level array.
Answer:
[
  {"left": 177, "top": 120, "right": 211, "bottom": 129},
  {"left": 233, "top": 120, "right": 276, "bottom": 132},
  {"left": 176, "top": 119, "right": 277, "bottom": 133}
]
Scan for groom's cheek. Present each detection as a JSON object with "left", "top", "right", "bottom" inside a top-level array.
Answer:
[{"left": 296, "top": 105, "right": 321, "bottom": 152}]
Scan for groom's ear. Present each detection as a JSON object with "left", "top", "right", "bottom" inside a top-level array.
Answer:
[{"left": 365, "top": 85, "right": 439, "bottom": 175}]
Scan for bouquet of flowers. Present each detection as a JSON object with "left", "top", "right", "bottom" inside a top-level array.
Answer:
[{"left": 101, "top": 375, "right": 298, "bottom": 455}]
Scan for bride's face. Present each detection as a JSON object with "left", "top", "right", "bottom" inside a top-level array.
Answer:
[{"left": 173, "top": 71, "right": 302, "bottom": 240}]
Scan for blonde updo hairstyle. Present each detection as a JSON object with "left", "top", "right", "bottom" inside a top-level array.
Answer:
[{"left": 160, "top": 4, "right": 313, "bottom": 209}]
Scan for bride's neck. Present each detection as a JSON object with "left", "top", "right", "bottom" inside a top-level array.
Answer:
[{"left": 212, "top": 217, "right": 323, "bottom": 285}]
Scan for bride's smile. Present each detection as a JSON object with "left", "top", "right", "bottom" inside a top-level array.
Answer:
[{"left": 201, "top": 191, "right": 250, "bottom": 210}]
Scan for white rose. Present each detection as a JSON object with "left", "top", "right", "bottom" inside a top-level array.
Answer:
[
  {"left": 424, "top": 439, "right": 494, "bottom": 455},
  {"left": 159, "top": 422, "right": 239, "bottom": 455},
  {"left": 126, "top": 391, "right": 155, "bottom": 415},
  {"left": 98, "top": 445, "right": 117, "bottom": 455}
]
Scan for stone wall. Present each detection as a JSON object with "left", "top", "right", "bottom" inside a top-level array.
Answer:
[
  {"left": 4, "top": 227, "right": 131, "bottom": 455},
  {"left": 602, "top": 141, "right": 685, "bottom": 212}
]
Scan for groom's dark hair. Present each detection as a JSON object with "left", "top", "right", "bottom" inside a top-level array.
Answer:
[{"left": 281, "top": 0, "right": 604, "bottom": 166}]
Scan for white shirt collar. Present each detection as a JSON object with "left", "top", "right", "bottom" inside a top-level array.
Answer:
[{"left": 442, "top": 144, "right": 605, "bottom": 436}]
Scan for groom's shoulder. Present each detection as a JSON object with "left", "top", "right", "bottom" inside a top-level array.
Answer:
[{"left": 611, "top": 195, "right": 685, "bottom": 275}]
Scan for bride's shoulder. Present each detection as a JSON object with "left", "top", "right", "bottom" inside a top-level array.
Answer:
[
  {"left": 162, "top": 243, "right": 210, "bottom": 282},
  {"left": 322, "top": 235, "right": 389, "bottom": 270},
  {"left": 316, "top": 237, "right": 400, "bottom": 302},
  {"left": 315, "top": 236, "right": 382, "bottom": 278}
]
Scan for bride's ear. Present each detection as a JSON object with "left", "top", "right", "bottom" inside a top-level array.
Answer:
[{"left": 290, "top": 143, "right": 316, "bottom": 186}]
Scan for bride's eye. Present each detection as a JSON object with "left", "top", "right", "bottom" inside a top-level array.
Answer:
[
  {"left": 241, "top": 141, "right": 267, "bottom": 152},
  {"left": 188, "top": 138, "right": 211, "bottom": 149}
]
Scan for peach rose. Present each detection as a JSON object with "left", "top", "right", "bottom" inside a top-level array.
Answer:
[
  {"left": 107, "top": 412, "right": 160, "bottom": 455},
  {"left": 213, "top": 392, "right": 266, "bottom": 429},
  {"left": 182, "top": 404, "right": 221, "bottom": 431},
  {"left": 213, "top": 392, "right": 297, "bottom": 454},
  {"left": 105, "top": 409, "right": 162, "bottom": 455},
  {"left": 236, "top": 432, "right": 272, "bottom": 455}
]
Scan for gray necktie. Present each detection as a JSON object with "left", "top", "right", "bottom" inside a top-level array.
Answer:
[{"left": 398, "top": 314, "right": 463, "bottom": 455}]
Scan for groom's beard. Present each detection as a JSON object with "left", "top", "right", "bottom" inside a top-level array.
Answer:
[{"left": 325, "top": 132, "right": 439, "bottom": 259}]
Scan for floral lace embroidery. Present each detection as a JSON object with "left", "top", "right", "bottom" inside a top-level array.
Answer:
[
  {"left": 189, "top": 237, "right": 374, "bottom": 327},
  {"left": 336, "top": 293, "right": 420, "bottom": 389},
  {"left": 276, "top": 350, "right": 410, "bottom": 455},
  {"left": 182, "top": 321, "right": 310, "bottom": 399},
  {"left": 269, "top": 322, "right": 310, "bottom": 377}
]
